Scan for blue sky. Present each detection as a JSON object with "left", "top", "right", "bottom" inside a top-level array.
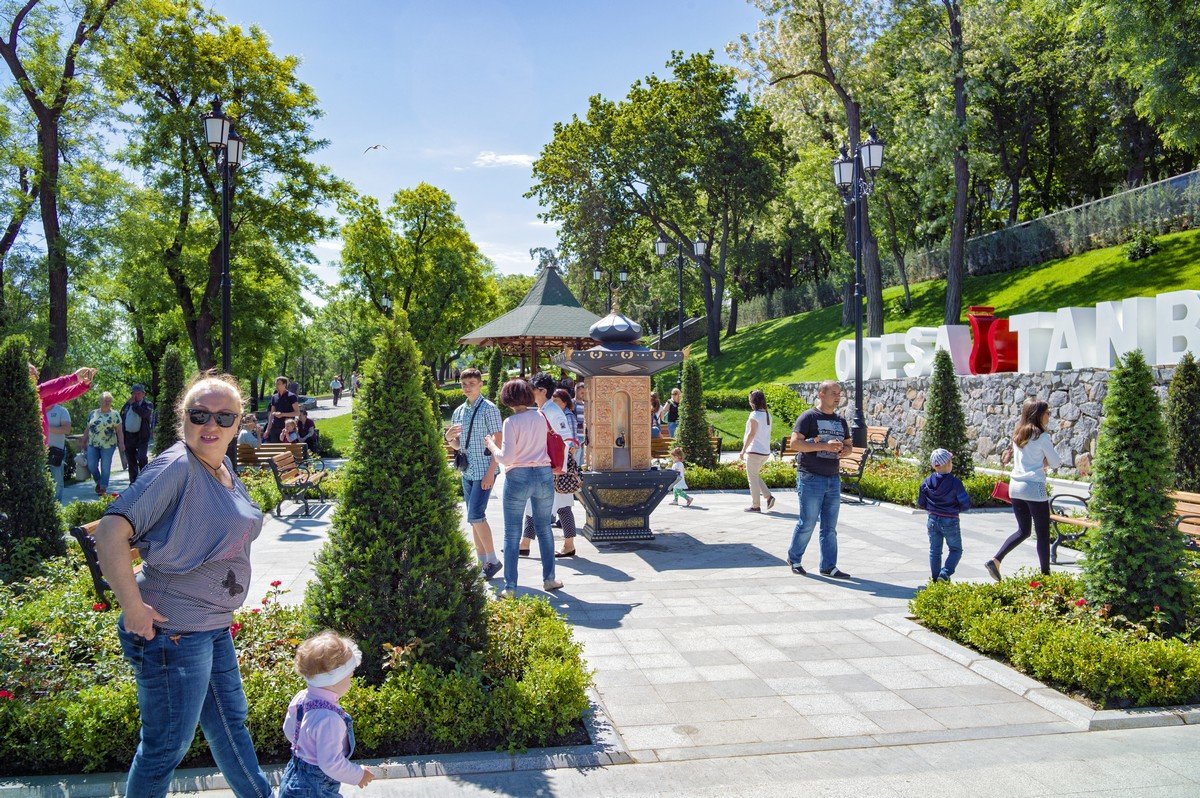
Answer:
[{"left": 208, "top": 0, "right": 762, "bottom": 283}]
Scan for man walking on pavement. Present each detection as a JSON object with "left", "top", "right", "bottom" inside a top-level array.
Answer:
[
  {"left": 445, "top": 368, "right": 504, "bottom": 579},
  {"left": 786, "top": 380, "right": 853, "bottom": 579},
  {"left": 120, "top": 383, "right": 154, "bottom": 484}
]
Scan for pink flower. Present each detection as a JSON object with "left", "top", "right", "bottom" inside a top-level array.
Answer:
[
  {"left": 1075, "top": 598, "right": 1087, "bottom": 607},
  {"left": 92, "top": 602, "right": 108, "bottom": 612},
  {"left": 261, "top": 597, "right": 270, "bottom": 605},
  {"left": 270, "top": 580, "right": 282, "bottom": 588},
  {"left": 1154, "top": 605, "right": 1161, "bottom": 612},
  {"left": 1029, "top": 581, "right": 1041, "bottom": 588},
  {"left": 229, "top": 622, "right": 242, "bottom": 638},
  {"left": 0, "top": 690, "right": 13, "bottom": 700}
]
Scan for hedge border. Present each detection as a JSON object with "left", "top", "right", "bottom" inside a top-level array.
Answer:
[
  {"left": 878, "top": 614, "right": 1200, "bottom": 732},
  {"left": 3, "top": 689, "right": 631, "bottom": 797}
]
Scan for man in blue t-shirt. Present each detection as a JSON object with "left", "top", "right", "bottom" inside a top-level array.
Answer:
[{"left": 787, "top": 380, "right": 853, "bottom": 578}]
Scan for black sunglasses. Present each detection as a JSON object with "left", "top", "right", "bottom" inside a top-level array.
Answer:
[{"left": 187, "top": 409, "right": 239, "bottom": 428}]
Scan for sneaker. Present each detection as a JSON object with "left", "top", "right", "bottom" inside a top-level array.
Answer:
[
  {"left": 745, "top": 506, "right": 762, "bottom": 513},
  {"left": 670, "top": 500, "right": 678, "bottom": 505},
  {"left": 543, "top": 579, "right": 564, "bottom": 591},
  {"left": 984, "top": 560, "right": 1001, "bottom": 582},
  {"left": 766, "top": 495, "right": 776, "bottom": 511},
  {"left": 938, "top": 575, "right": 952, "bottom": 583},
  {"left": 482, "top": 561, "right": 502, "bottom": 580},
  {"left": 789, "top": 561, "right": 806, "bottom": 575},
  {"left": 498, "top": 587, "right": 517, "bottom": 599},
  {"left": 686, "top": 497, "right": 693, "bottom": 507},
  {"left": 820, "top": 567, "right": 852, "bottom": 579}
]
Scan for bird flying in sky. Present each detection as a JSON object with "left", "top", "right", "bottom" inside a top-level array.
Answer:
[{"left": 363, "top": 144, "right": 387, "bottom": 153}]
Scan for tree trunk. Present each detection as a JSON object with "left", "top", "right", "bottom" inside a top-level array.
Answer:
[
  {"left": 882, "top": 195, "right": 911, "bottom": 312},
  {"left": 725, "top": 293, "right": 739, "bottom": 337},
  {"left": 943, "top": 0, "right": 969, "bottom": 327},
  {"left": 38, "top": 119, "right": 68, "bottom": 368},
  {"left": 841, "top": 279, "right": 854, "bottom": 327},
  {"left": 250, "top": 375, "right": 260, "bottom": 412}
]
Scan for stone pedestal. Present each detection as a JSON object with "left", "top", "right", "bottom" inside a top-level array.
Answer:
[{"left": 576, "top": 469, "right": 678, "bottom": 541}]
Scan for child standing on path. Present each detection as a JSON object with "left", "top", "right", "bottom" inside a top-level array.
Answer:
[
  {"left": 669, "top": 447, "right": 694, "bottom": 507},
  {"left": 917, "top": 448, "right": 971, "bottom": 582},
  {"left": 279, "top": 632, "right": 376, "bottom": 797}
]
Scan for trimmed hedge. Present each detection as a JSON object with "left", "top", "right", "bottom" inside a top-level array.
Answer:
[
  {"left": 237, "top": 467, "right": 283, "bottom": 515},
  {"left": 912, "top": 572, "right": 1200, "bottom": 708},
  {"left": 0, "top": 560, "right": 592, "bottom": 775}
]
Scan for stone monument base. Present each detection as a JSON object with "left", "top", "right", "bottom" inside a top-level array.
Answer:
[{"left": 576, "top": 469, "right": 676, "bottom": 542}]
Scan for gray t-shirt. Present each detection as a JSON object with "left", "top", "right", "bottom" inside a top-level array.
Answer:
[
  {"left": 105, "top": 441, "right": 263, "bottom": 633},
  {"left": 45, "top": 404, "right": 71, "bottom": 448}
]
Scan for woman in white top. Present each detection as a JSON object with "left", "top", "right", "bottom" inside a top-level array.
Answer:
[
  {"left": 738, "top": 389, "right": 776, "bottom": 512},
  {"left": 986, "top": 399, "right": 1061, "bottom": 580}
]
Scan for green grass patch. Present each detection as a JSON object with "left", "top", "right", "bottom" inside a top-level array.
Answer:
[
  {"left": 316, "top": 412, "right": 355, "bottom": 455},
  {"left": 696, "top": 228, "right": 1200, "bottom": 389}
]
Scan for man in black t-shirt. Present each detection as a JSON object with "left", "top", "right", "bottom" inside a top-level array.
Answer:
[
  {"left": 265, "top": 376, "right": 299, "bottom": 443},
  {"left": 786, "top": 380, "right": 853, "bottom": 578}
]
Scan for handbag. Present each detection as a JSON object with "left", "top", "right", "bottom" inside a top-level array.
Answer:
[
  {"left": 47, "top": 445, "right": 66, "bottom": 468},
  {"left": 554, "top": 456, "right": 582, "bottom": 494},
  {"left": 453, "top": 401, "right": 482, "bottom": 472},
  {"left": 990, "top": 480, "right": 1011, "bottom": 503},
  {"left": 544, "top": 417, "right": 566, "bottom": 473}
]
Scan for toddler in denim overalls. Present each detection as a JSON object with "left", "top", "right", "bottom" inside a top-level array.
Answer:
[{"left": 279, "top": 632, "right": 375, "bottom": 796}]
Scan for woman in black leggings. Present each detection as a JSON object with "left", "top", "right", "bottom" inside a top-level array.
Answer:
[{"left": 985, "top": 399, "right": 1062, "bottom": 580}]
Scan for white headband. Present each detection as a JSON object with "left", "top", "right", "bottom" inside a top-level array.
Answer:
[{"left": 304, "top": 643, "right": 362, "bottom": 688}]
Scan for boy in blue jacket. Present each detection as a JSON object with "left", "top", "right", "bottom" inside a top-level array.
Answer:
[{"left": 917, "top": 448, "right": 971, "bottom": 582}]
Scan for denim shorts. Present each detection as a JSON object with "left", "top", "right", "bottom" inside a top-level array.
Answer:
[{"left": 462, "top": 475, "right": 494, "bottom": 523}]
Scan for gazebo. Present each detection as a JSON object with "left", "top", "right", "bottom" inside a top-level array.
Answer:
[{"left": 459, "top": 266, "right": 601, "bottom": 373}]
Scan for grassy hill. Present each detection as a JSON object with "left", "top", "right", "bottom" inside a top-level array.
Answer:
[{"left": 693, "top": 227, "right": 1200, "bottom": 389}]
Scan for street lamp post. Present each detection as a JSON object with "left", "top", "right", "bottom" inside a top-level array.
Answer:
[
  {"left": 654, "top": 232, "right": 705, "bottom": 388},
  {"left": 381, "top": 291, "right": 393, "bottom": 318},
  {"left": 201, "top": 98, "right": 244, "bottom": 375},
  {"left": 832, "top": 125, "right": 884, "bottom": 449},
  {"left": 592, "top": 263, "right": 628, "bottom": 311}
]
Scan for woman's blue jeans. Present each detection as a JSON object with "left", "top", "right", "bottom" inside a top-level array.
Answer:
[
  {"left": 502, "top": 465, "right": 555, "bottom": 590},
  {"left": 118, "top": 620, "right": 271, "bottom": 798},
  {"left": 87, "top": 444, "right": 116, "bottom": 492}
]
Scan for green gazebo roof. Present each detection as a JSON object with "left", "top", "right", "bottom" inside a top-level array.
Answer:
[{"left": 459, "top": 267, "right": 601, "bottom": 355}]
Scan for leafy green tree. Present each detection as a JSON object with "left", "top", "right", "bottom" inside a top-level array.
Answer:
[
  {"left": 1082, "top": 350, "right": 1192, "bottom": 630},
  {"left": 306, "top": 314, "right": 487, "bottom": 680},
  {"left": 487, "top": 347, "right": 504, "bottom": 403},
  {"left": 0, "top": 335, "right": 63, "bottom": 581},
  {"left": 678, "top": 357, "right": 715, "bottom": 468},
  {"left": 153, "top": 348, "right": 184, "bottom": 454},
  {"left": 919, "top": 348, "right": 973, "bottom": 477},
  {"left": 1167, "top": 351, "right": 1200, "bottom": 492}
]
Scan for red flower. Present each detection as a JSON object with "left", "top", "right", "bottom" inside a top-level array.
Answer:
[
  {"left": 1154, "top": 605, "right": 1161, "bottom": 612},
  {"left": 261, "top": 597, "right": 270, "bottom": 605},
  {"left": 92, "top": 602, "right": 108, "bottom": 612},
  {"left": 270, "top": 580, "right": 283, "bottom": 588},
  {"left": 0, "top": 690, "right": 13, "bottom": 700},
  {"left": 229, "top": 622, "right": 242, "bottom": 638},
  {"left": 250, "top": 608, "right": 261, "bottom": 615},
  {"left": 1075, "top": 598, "right": 1087, "bottom": 607},
  {"left": 1029, "top": 581, "right": 1041, "bottom": 588}
]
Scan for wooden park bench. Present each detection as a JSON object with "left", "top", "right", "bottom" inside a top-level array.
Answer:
[
  {"left": 649, "top": 434, "right": 721, "bottom": 462},
  {"left": 776, "top": 436, "right": 872, "bottom": 503},
  {"left": 238, "top": 443, "right": 323, "bottom": 473},
  {"left": 68, "top": 519, "right": 141, "bottom": 606},
  {"left": 1047, "top": 488, "right": 1200, "bottom": 564},
  {"left": 268, "top": 450, "right": 327, "bottom": 517},
  {"left": 866, "top": 425, "right": 892, "bottom": 454}
]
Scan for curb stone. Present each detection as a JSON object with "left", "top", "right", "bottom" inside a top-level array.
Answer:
[
  {"left": 0, "top": 691, "right": 628, "bottom": 797},
  {"left": 878, "top": 613, "right": 1199, "bottom": 732}
]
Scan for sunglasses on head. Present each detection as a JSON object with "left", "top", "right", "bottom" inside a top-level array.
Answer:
[{"left": 187, "top": 409, "right": 239, "bottom": 428}]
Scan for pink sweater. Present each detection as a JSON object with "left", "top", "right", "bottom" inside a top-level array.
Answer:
[
  {"left": 282, "top": 687, "right": 364, "bottom": 785},
  {"left": 491, "top": 407, "right": 550, "bottom": 469},
  {"left": 38, "top": 374, "right": 90, "bottom": 445}
]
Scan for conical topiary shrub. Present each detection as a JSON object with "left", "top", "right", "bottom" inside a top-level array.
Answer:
[
  {"left": 1167, "top": 351, "right": 1200, "bottom": 492},
  {"left": 306, "top": 314, "right": 487, "bottom": 680},
  {"left": 920, "top": 348, "right": 974, "bottom": 477},
  {"left": 1082, "top": 349, "right": 1193, "bottom": 630},
  {"left": 154, "top": 348, "right": 184, "bottom": 455},
  {"left": 678, "top": 357, "right": 715, "bottom": 468},
  {"left": 0, "top": 336, "right": 64, "bottom": 582},
  {"left": 487, "top": 347, "right": 504, "bottom": 404}
]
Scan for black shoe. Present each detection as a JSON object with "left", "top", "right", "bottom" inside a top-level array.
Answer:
[
  {"left": 820, "top": 567, "right": 852, "bottom": 579},
  {"left": 789, "top": 561, "right": 806, "bottom": 575},
  {"left": 482, "top": 561, "right": 502, "bottom": 580},
  {"left": 984, "top": 560, "right": 1001, "bottom": 582},
  {"left": 766, "top": 495, "right": 776, "bottom": 511}
]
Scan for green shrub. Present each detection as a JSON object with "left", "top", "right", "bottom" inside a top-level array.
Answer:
[
  {"left": 911, "top": 572, "right": 1200, "bottom": 707},
  {"left": 704, "top": 389, "right": 747, "bottom": 410},
  {"left": 760, "top": 383, "right": 805, "bottom": 433},
  {"left": 1167, "top": 351, "right": 1200, "bottom": 492},
  {"left": 307, "top": 314, "right": 487, "bottom": 679},
  {"left": 153, "top": 348, "right": 184, "bottom": 455},
  {"left": 1124, "top": 229, "right": 1160, "bottom": 261},
  {"left": 681, "top": 461, "right": 797, "bottom": 490},
  {"left": 920, "top": 348, "right": 974, "bottom": 477},
  {"left": 487, "top": 348, "right": 504, "bottom": 404},
  {"left": 61, "top": 495, "right": 116, "bottom": 529},
  {"left": 438, "top": 387, "right": 466, "bottom": 413},
  {"left": 0, "top": 563, "right": 590, "bottom": 774},
  {"left": 237, "top": 467, "right": 282, "bottom": 514},
  {"left": 0, "top": 335, "right": 65, "bottom": 582},
  {"left": 1083, "top": 349, "right": 1193, "bottom": 630},
  {"left": 856, "top": 459, "right": 1001, "bottom": 507},
  {"left": 678, "top": 357, "right": 715, "bottom": 468}
]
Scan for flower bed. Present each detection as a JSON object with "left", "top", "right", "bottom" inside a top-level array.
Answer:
[
  {"left": 911, "top": 572, "right": 1200, "bottom": 708},
  {"left": 0, "top": 557, "right": 592, "bottom": 775}
]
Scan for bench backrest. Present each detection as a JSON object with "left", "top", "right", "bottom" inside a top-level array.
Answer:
[
  {"left": 271, "top": 452, "right": 302, "bottom": 481},
  {"left": 240, "top": 443, "right": 305, "bottom": 465},
  {"left": 866, "top": 425, "right": 891, "bottom": 449},
  {"left": 1169, "top": 491, "right": 1200, "bottom": 539}
]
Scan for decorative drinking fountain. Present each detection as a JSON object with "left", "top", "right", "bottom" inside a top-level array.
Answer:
[{"left": 553, "top": 308, "right": 683, "bottom": 541}]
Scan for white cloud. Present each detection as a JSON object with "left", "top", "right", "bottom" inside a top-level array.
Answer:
[
  {"left": 477, "top": 241, "right": 536, "bottom": 272},
  {"left": 472, "top": 151, "right": 535, "bottom": 168},
  {"left": 528, "top": 219, "right": 560, "bottom": 229},
  {"left": 314, "top": 238, "right": 343, "bottom": 255}
]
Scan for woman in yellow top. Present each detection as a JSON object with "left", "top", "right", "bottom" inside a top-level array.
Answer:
[{"left": 83, "top": 391, "right": 125, "bottom": 494}]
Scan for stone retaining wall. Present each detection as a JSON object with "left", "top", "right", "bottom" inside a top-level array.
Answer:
[{"left": 789, "top": 367, "right": 1176, "bottom": 477}]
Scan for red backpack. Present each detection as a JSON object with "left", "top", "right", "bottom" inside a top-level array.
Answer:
[{"left": 544, "top": 416, "right": 565, "bottom": 473}]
